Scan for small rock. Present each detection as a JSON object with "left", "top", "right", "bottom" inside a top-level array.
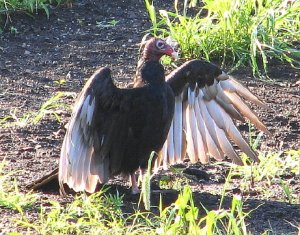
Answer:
[
  {"left": 66, "top": 71, "right": 72, "bottom": 79},
  {"left": 24, "top": 50, "right": 31, "bottom": 55}
]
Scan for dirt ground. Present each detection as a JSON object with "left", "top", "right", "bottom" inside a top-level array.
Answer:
[{"left": 0, "top": 0, "right": 299, "bottom": 234}]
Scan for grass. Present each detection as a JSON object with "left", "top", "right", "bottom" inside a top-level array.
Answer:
[
  {"left": 0, "top": 91, "right": 72, "bottom": 128},
  {"left": 0, "top": 160, "right": 37, "bottom": 214},
  {"left": 221, "top": 150, "right": 300, "bottom": 204},
  {"left": 13, "top": 186, "right": 251, "bottom": 235},
  {"left": 0, "top": 149, "right": 299, "bottom": 234},
  {"left": 0, "top": 0, "right": 66, "bottom": 15},
  {"left": 145, "top": 0, "right": 300, "bottom": 76},
  {"left": 0, "top": 0, "right": 299, "bottom": 233},
  {"left": 0, "top": 0, "right": 70, "bottom": 31}
]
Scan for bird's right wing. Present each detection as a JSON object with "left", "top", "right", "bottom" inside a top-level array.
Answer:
[
  {"left": 59, "top": 67, "right": 129, "bottom": 193},
  {"left": 155, "top": 60, "right": 270, "bottom": 170}
]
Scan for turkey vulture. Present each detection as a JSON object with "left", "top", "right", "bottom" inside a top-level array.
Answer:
[{"left": 58, "top": 38, "right": 270, "bottom": 194}]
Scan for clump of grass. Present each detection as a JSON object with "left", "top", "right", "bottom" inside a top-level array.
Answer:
[
  {"left": 139, "top": 151, "right": 155, "bottom": 211},
  {"left": 0, "top": 0, "right": 67, "bottom": 17},
  {"left": 0, "top": 160, "right": 37, "bottom": 214},
  {"left": 153, "top": 185, "right": 250, "bottom": 235},
  {"left": 159, "top": 173, "right": 190, "bottom": 191},
  {"left": 15, "top": 184, "right": 250, "bottom": 234},
  {"left": 0, "top": 0, "right": 70, "bottom": 30},
  {"left": 145, "top": 0, "right": 300, "bottom": 76},
  {"left": 2, "top": 148, "right": 297, "bottom": 233},
  {"left": 225, "top": 150, "right": 300, "bottom": 203},
  {"left": 0, "top": 91, "right": 71, "bottom": 128},
  {"left": 18, "top": 189, "right": 126, "bottom": 234},
  {"left": 96, "top": 19, "right": 119, "bottom": 28},
  {"left": 12, "top": 155, "right": 253, "bottom": 235}
]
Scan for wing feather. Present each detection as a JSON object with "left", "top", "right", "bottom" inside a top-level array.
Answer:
[
  {"left": 162, "top": 140, "right": 168, "bottom": 170},
  {"left": 167, "top": 121, "right": 175, "bottom": 165},
  {"left": 162, "top": 59, "right": 269, "bottom": 168},
  {"left": 225, "top": 91, "right": 271, "bottom": 135},
  {"left": 194, "top": 94, "right": 209, "bottom": 163},
  {"left": 229, "top": 77, "right": 267, "bottom": 108},
  {"left": 173, "top": 96, "right": 183, "bottom": 163},
  {"left": 59, "top": 67, "right": 127, "bottom": 193},
  {"left": 197, "top": 90, "right": 224, "bottom": 161}
]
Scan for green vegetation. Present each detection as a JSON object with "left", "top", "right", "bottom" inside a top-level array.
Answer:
[
  {"left": 96, "top": 19, "right": 119, "bottom": 28},
  {"left": 0, "top": 0, "right": 299, "bottom": 234},
  {"left": 0, "top": 92, "right": 72, "bottom": 128},
  {"left": 145, "top": 0, "right": 300, "bottom": 76},
  {"left": 0, "top": 160, "right": 37, "bottom": 214},
  {"left": 0, "top": 0, "right": 66, "bottom": 16},
  {"left": 1, "top": 147, "right": 299, "bottom": 234},
  {"left": 0, "top": 0, "right": 69, "bottom": 30},
  {"left": 222, "top": 150, "right": 300, "bottom": 204}
]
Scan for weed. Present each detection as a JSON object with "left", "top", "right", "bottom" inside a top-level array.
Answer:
[
  {"left": 6, "top": 154, "right": 296, "bottom": 234},
  {"left": 96, "top": 19, "right": 119, "bottom": 28},
  {"left": 0, "top": 0, "right": 69, "bottom": 29},
  {"left": 144, "top": 0, "right": 300, "bottom": 76},
  {"left": 9, "top": 26, "right": 17, "bottom": 34},
  {"left": 0, "top": 160, "right": 37, "bottom": 214},
  {"left": 139, "top": 151, "right": 155, "bottom": 210},
  {"left": 158, "top": 173, "right": 190, "bottom": 191},
  {"left": 280, "top": 179, "right": 293, "bottom": 204},
  {"left": 53, "top": 78, "right": 67, "bottom": 86},
  {"left": 0, "top": 92, "right": 71, "bottom": 128},
  {"left": 224, "top": 150, "right": 300, "bottom": 203}
]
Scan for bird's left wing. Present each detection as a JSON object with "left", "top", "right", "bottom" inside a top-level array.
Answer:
[{"left": 155, "top": 59, "right": 270, "bottom": 170}]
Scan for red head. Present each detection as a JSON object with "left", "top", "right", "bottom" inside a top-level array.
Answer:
[{"left": 142, "top": 38, "right": 178, "bottom": 61}]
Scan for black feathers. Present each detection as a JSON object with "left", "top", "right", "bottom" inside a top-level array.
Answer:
[{"left": 59, "top": 60, "right": 175, "bottom": 193}]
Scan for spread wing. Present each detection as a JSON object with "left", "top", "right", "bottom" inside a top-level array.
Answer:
[
  {"left": 155, "top": 59, "right": 270, "bottom": 170},
  {"left": 59, "top": 68, "right": 131, "bottom": 193}
]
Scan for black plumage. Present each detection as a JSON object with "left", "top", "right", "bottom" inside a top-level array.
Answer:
[
  {"left": 59, "top": 51, "right": 176, "bottom": 194},
  {"left": 59, "top": 37, "right": 270, "bottom": 194}
]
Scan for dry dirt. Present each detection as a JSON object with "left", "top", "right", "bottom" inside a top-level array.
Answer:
[{"left": 0, "top": 0, "right": 299, "bottom": 234}]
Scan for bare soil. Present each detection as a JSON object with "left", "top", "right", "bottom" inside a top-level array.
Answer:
[{"left": 0, "top": 0, "right": 299, "bottom": 234}]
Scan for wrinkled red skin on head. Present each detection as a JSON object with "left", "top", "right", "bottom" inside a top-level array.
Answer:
[{"left": 143, "top": 38, "right": 174, "bottom": 61}]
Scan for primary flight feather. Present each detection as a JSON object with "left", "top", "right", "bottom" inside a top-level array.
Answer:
[{"left": 59, "top": 37, "right": 269, "bottom": 194}]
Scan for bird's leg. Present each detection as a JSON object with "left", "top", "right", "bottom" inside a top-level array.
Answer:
[{"left": 130, "top": 173, "right": 140, "bottom": 194}]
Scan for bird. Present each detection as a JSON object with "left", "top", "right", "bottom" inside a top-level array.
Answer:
[{"left": 58, "top": 37, "right": 270, "bottom": 194}]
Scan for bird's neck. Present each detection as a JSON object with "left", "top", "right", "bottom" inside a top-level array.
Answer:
[
  {"left": 138, "top": 60, "right": 165, "bottom": 86},
  {"left": 134, "top": 55, "right": 162, "bottom": 87}
]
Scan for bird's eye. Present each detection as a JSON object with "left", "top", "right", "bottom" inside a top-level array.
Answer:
[{"left": 156, "top": 40, "right": 165, "bottom": 50}]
